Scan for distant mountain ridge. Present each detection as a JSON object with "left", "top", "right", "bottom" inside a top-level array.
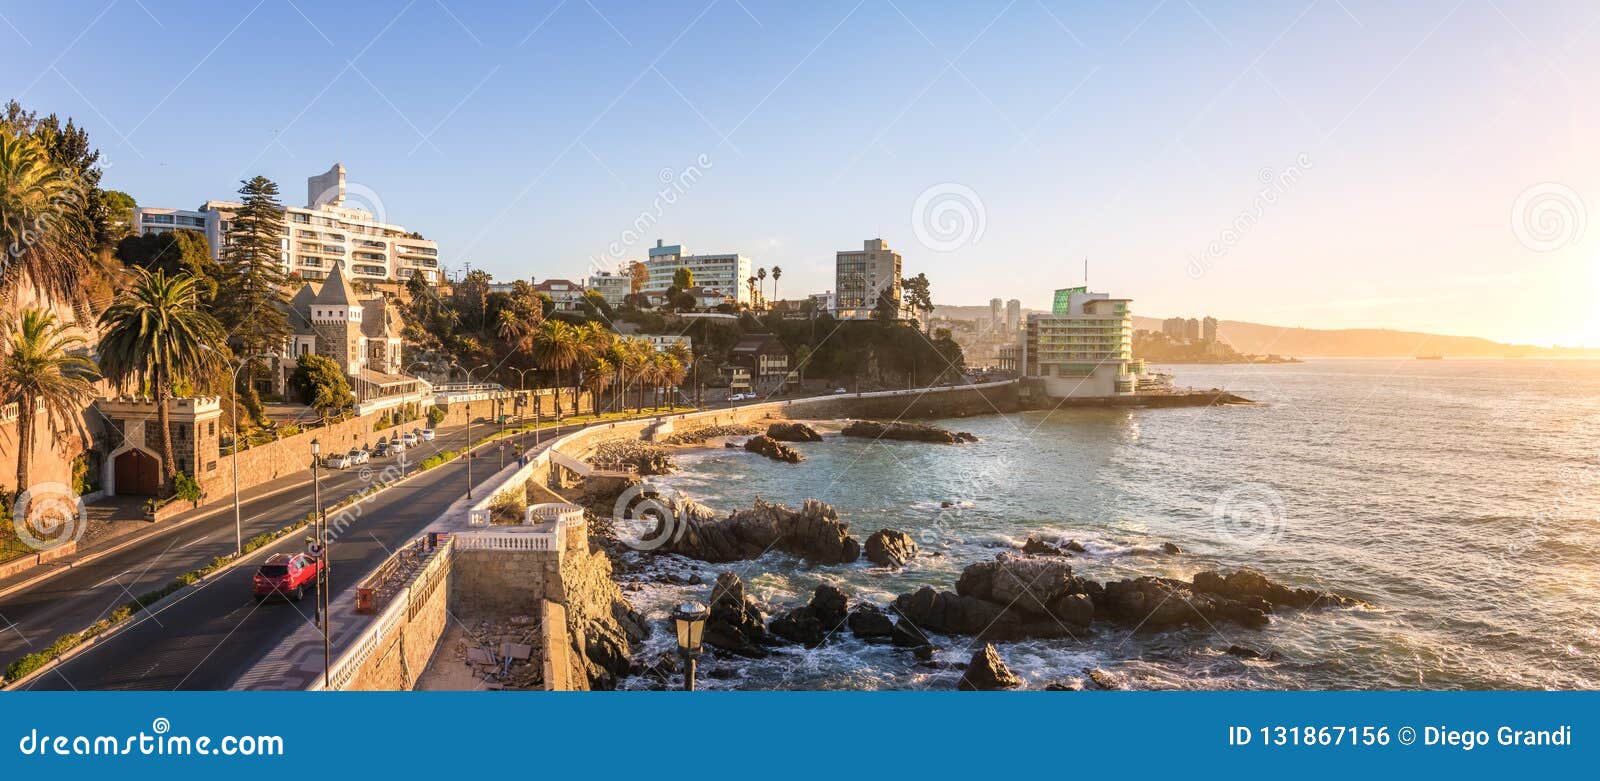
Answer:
[{"left": 933, "top": 304, "right": 1594, "bottom": 357}]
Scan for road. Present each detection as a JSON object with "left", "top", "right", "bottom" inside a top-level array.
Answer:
[{"left": 3, "top": 418, "right": 584, "bottom": 690}]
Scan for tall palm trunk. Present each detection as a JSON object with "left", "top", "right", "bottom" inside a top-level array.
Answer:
[
  {"left": 14, "top": 395, "right": 36, "bottom": 499},
  {"left": 156, "top": 375, "right": 178, "bottom": 489}
]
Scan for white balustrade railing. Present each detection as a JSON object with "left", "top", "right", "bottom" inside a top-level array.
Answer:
[{"left": 527, "top": 503, "right": 583, "bottom": 525}]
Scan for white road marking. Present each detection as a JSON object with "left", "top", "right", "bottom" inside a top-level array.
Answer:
[{"left": 91, "top": 570, "right": 130, "bottom": 589}]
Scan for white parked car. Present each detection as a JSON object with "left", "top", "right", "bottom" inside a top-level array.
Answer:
[
  {"left": 420, "top": 428, "right": 436, "bottom": 442},
  {"left": 347, "top": 448, "right": 369, "bottom": 465},
  {"left": 389, "top": 439, "right": 406, "bottom": 453},
  {"left": 832, "top": 387, "right": 848, "bottom": 395},
  {"left": 325, "top": 453, "right": 354, "bottom": 469},
  {"left": 402, "top": 432, "right": 419, "bottom": 447}
]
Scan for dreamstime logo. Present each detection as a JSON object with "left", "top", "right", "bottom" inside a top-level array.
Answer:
[
  {"left": 611, "top": 481, "right": 686, "bottom": 551},
  {"left": 911, "top": 182, "right": 986, "bottom": 252},
  {"left": 1209, "top": 482, "right": 1286, "bottom": 550},
  {"left": 11, "top": 481, "right": 87, "bottom": 551},
  {"left": 1510, "top": 182, "right": 1586, "bottom": 253}
]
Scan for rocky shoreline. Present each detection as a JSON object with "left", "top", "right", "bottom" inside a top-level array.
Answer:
[{"left": 569, "top": 405, "right": 1360, "bottom": 691}]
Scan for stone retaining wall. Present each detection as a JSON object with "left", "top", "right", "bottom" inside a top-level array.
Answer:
[{"left": 341, "top": 542, "right": 454, "bottom": 691}]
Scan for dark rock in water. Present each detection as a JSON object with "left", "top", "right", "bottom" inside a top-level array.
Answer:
[
  {"left": 704, "top": 572, "right": 773, "bottom": 658},
  {"left": 940, "top": 500, "right": 954, "bottom": 508},
  {"left": 1022, "top": 536, "right": 1070, "bottom": 556},
  {"left": 766, "top": 422, "right": 823, "bottom": 442},
  {"left": 687, "top": 573, "right": 705, "bottom": 586},
  {"left": 705, "top": 666, "right": 737, "bottom": 680},
  {"left": 744, "top": 435, "right": 804, "bottom": 463},
  {"left": 1101, "top": 576, "right": 1270, "bottom": 630},
  {"left": 1191, "top": 567, "right": 1358, "bottom": 609},
  {"left": 1085, "top": 668, "right": 1124, "bottom": 690},
  {"left": 958, "top": 644, "right": 1021, "bottom": 690},
  {"left": 1064, "top": 539, "right": 1087, "bottom": 553},
  {"left": 847, "top": 604, "right": 896, "bottom": 640},
  {"left": 1225, "top": 645, "right": 1282, "bottom": 661},
  {"left": 953, "top": 432, "right": 978, "bottom": 443},
  {"left": 724, "top": 442, "right": 739, "bottom": 449},
  {"left": 913, "top": 644, "right": 937, "bottom": 663},
  {"left": 1044, "top": 680, "right": 1083, "bottom": 691},
  {"left": 657, "top": 498, "right": 861, "bottom": 565},
  {"left": 1162, "top": 542, "right": 1182, "bottom": 555},
  {"left": 865, "top": 528, "right": 918, "bottom": 567},
  {"left": 769, "top": 585, "right": 850, "bottom": 647},
  {"left": 956, "top": 555, "right": 1097, "bottom": 629},
  {"left": 841, "top": 420, "right": 973, "bottom": 444},
  {"left": 889, "top": 613, "right": 932, "bottom": 648}
]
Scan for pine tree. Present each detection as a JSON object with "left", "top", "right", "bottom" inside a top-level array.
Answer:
[{"left": 217, "top": 176, "right": 291, "bottom": 391}]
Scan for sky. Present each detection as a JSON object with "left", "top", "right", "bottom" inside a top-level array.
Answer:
[{"left": 4, "top": 0, "right": 1597, "bottom": 346}]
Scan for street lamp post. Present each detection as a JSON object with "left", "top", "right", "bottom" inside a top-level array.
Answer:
[
  {"left": 309, "top": 438, "right": 331, "bottom": 689},
  {"left": 226, "top": 352, "right": 275, "bottom": 555},
  {"left": 671, "top": 601, "right": 709, "bottom": 691},
  {"left": 454, "top": 362, "right": 490, "bottom": 500}
]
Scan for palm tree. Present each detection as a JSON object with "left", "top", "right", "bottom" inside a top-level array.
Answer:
[
  {"left": 0, "top": 132, "right": 94, "bottom": 312},
  {"left": 618, "top": 338, "right": 650, "bottom": 412},
  {"left": 97, "top": 268, "right": 225, "bottom": 490},
  {"left": 529, "top": 320, "right": 581, "bottom": 421},
  {"left": 771, "top": 266, "right": 782, "bottom": 302},
  {"left": 746, "top": 276, "right": 758, "bottom": 309},
  {"left": 757, "top": 267, "right": 768, "bottom": 303},
  {"left": 0, "top": 309, "right": 98, "bottom": 500},
  {"left": 661, "top": 356, "right": 685, "bottom": 411},
  {"left": 582, "top": 357, "right": 614, "bottom": 418}
]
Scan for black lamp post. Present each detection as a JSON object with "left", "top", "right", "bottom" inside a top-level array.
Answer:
[
  {"left": 671, "top": 601, "right": 709, "bottom": 691},
  {"left": 310, "top": 438, "right": 329, "bottom": 688}
]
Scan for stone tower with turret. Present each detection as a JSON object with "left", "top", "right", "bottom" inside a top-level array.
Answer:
[{"left": 308, "top": 263, "right": 364, "bottom": 375}]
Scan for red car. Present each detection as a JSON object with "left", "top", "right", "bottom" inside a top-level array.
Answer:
[{"left": 252, "top": 552, "right": 320, "bottom": 602}]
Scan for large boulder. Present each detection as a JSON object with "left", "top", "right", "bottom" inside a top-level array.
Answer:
[
  {"left": 1100, "top": 576, "right": 1270, "bottom": 630},
  {"left": 958, "top": 644, "right": 1021, "bottom": 690},
  {"left": 744, "top": 435, "right": 804, "bottom": 463},
  {"left": 955, "top": 554, "right": 1099, "bottom": 626},
  {"left": 1191, "top": 567, "right": 1357, "bottom": 609},
  {"left": 769, "top": 585, "right": 850, "bottom": 647},
  {"left": 658, "top": 498, "right": 861, "bottom": 565},
  {"left": 847, "top": 604, "right": 895, "bottom": 640},
  {"left": 766, "top": 422, "right": 823, "bottom": 442},
  {"left": 840, "top": 420, "right": 975, "bottom": 444},
  {"left": 865, "top": 528, "right": 918, "bottom": 567},
  {"left": 703, "top": 572, "right": 773, "bottom": 657}
]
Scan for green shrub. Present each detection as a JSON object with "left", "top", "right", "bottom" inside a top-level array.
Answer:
[
  {"left": 173, "top": 472, "right": 202, "bottom": 503},
  {"left": 427, "top": 406, "right": 445, "bottom": 425}
]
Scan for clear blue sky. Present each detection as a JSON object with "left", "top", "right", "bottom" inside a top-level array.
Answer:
[{"left": 5, "top": 1, "right": 1597, "bottom": 345}]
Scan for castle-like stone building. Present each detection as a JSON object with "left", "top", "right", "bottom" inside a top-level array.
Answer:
[{"left": 281, "top": 263, "right": 418, "bottom": 399}]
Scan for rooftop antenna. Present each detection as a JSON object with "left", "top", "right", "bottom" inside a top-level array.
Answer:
[{"left": 1083, "top": 257, "right": 1088, "bottom": 285}]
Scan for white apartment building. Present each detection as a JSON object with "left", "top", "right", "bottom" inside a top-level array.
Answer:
[
  {"left": 131, "top": 164, "right": 442, "bottom": 290},
  {"left": 1020, "top": 286, "right": 1137, "bottom": 397},
  {"left": 586, "top": 269, "right": 633, "bottom": 306},
  {"left": 640, "top": 334, "right": 693, "bottom": 354},
  {"left": 643, "top": 240, "right": 752, "bottom": 305},
  {"left": 835, "top": 238, "right": 902, "bottom": 319}
]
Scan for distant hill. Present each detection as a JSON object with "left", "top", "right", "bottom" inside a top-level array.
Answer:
[
  {"left": 935, "top": 303, "right": 1593, "bottom": 357},
  {"left": 1129, "top": 316, "right": 1597, "bottom": 358}
]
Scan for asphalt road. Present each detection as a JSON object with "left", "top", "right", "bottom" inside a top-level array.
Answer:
[{"left": 4, "top": 419, "right": 581, "bottom": 690}]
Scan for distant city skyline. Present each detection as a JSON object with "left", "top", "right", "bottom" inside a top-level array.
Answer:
[{"left": 7, "top": 1, "right": 1596, "bottom": 346}]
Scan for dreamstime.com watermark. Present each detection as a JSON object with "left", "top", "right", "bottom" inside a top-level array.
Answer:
[
  {"left": 1187, "top": 153, "right": 1313, "bottom": 279},
  {"left": 10, "top": 481, "right": 87, "bottom": 552},
  {"left": 589, "top": 153, "right": 714, "bottom": 272},
  {"left": 16, "top": 717, "right": 284, "bottom": 757},
  {"left": 1210, "top": 481, "right": 1287, "bottom": 551},
  {"left": 911, "top": 182, "right": 987, "bottom": 253},
  {"left": 612, "top": 481, "right": 688, "bottom": 551},
  {"left": 1510, "top": 182, "right": 1587, "bottom": 253}
]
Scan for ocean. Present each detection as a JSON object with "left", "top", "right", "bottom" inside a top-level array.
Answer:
[{"left": 618, "top": 359, "right": 1600, "bottom": 690}]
